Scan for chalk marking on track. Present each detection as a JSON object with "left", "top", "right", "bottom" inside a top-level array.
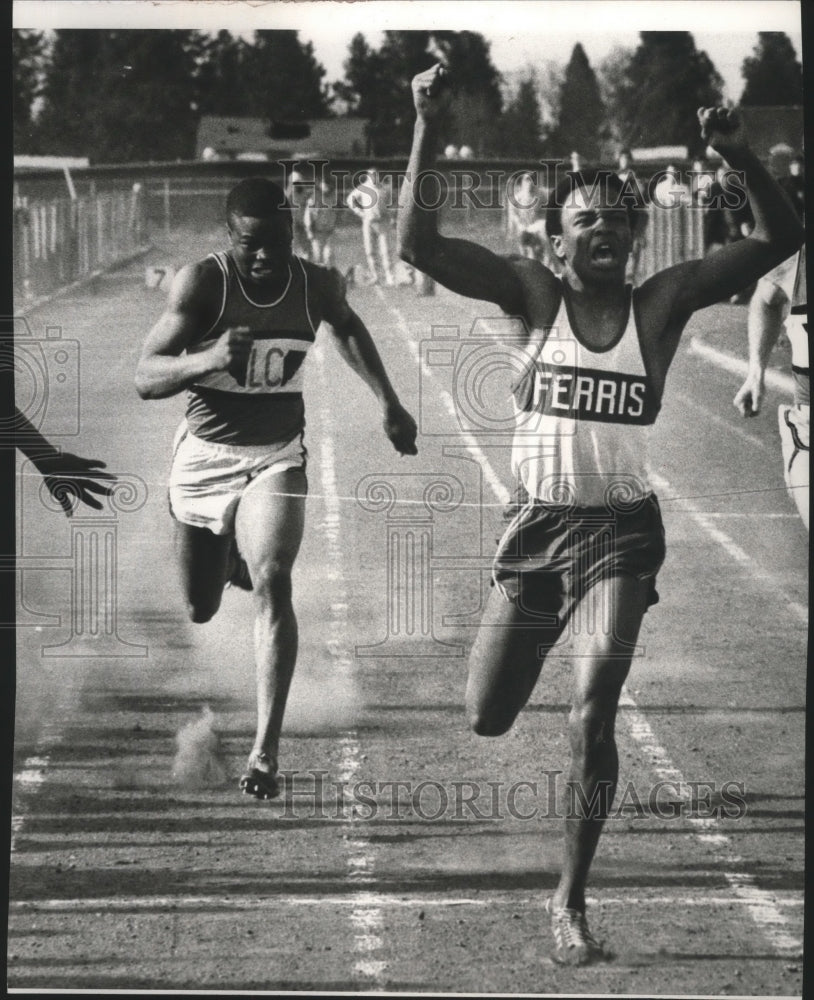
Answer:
[
  {"left": 619, "top": 688, "right": 803, "bottom": 956},
  {"left": 671, "top": 390, "right": 773, "bottom": 453},
  {"left": 384, "top": 294, "right": 804, "bottom": 959},
  {"left": 650, "top": 470, "right": 807, "bottom": 624},
  {"left": 379, "top": 292, "right": 510, "bottom": 507},
  {"left": 688, "top": 338, "right": 795, "bottom": 396},
  {"left": 9, "top": 893, "right": 803, "bottom": 913},
  {"left": 11, "top": 730, "right": 65, "bottom": 853},
  {"left": 313, "top": 344, "right": 387, "bottom": 986}
]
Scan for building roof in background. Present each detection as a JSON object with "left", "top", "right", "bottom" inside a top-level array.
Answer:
[
  {"left": 196, "top": 116, "right": 368, "bottom": 159},
  {"left": 737, "top": 105, "right": 804, "bottom": 160},
  {"left": 14, "top": 156, "right": 90, "bottom": 169}
]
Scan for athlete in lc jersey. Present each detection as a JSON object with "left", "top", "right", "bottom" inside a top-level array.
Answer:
[
  {"left": 399, "top": 64, "right": 803, "bottom": 965},
  {"left": 136, "top": 177, "right": 417, "bottom": 800}
]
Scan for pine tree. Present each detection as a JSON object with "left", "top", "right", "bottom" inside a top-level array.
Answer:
[
  {"left": 246, "top": 30, "right": 330, "bottom": 122},
  {"left": 548, "top": 44, "right": 606, "bottom": 162},
  {"left": 189, "top": 30, "right": 255, "bottom": 116},
  {"left": 604, "top": 33, "right": 724, "bottom": 154},
  {"left": 500, "top": 73, "right": 544, "bottom": 159},
  {"left": 12, "top": 29, "right": 46, "bottom": 152},
  {"left": 740, "top": 32, "right": 803, "bottom": 106}
]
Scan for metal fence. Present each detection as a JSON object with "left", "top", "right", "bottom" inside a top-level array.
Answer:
[
  {"left": 638, "top": 202, "right": 706, "bottom": 280},
  {"left": 13, "top": 185, "right": 150, "bottom": 308}
]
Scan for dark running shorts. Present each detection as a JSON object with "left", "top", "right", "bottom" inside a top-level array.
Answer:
[{"left": 492, "top": 485, "right": 666, "bottom": 625}]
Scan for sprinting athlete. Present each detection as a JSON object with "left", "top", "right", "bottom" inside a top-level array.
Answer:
[
  {"left": 398, "top": 64, "right": 803, "bottom": 966},
  {"left": 734, "top": 246, "right": 808, "bottom": 528},
  {"left": 136, "top": 177, "right": 417, "bottom": 800}
]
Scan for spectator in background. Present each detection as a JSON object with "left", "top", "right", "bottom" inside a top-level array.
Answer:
[
  {"left": 346, "top": 168, "right": 395, "bottom": 286},
  {"left": 779, "top": 153, "right": 805, "bottom": 222},
  {"left": 652, "top": 165, "right": 692, "bottom": 208},
  {"left": 443, "top": 144, "right": 459, "bottom": 159},
  {"left": 285, "top": 168, "right": 310, "bottom": 259},
  {"left": 506, "top": 172, "right": 556, "bottom": 271},
  {"left": 690, "top": 158, "right": 715, "bottom": 206},
  {"left": 703, "top": 164, "right": 754, "bottom": 255},
  {"left": 303, "top": 180, "right": 337, "bottom": 267},
  {"left": 459, "top": 145, "right": 474, "bottom": 159}
]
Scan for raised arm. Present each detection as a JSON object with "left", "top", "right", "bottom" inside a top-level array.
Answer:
[
  {"left": 397, "top": 64, "right": 526, "bottom": 315},
  {"left": 659, "top": 108, "right": 804, "bottom": 316},
  {"left": 134, "top": 261, "right": 251, "bottom": 400},
  {"left": 319, "top": 269, "right": 418, "bottom": 455}
]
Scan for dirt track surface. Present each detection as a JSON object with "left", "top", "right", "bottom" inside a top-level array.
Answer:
[{"left": 9, "top": 223, "right": 806, "bottom": 996}]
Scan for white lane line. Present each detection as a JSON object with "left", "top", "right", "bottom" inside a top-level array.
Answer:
[
  {"left": 9, "top": 893, "right": 803, "bottom": 913},
  {"left": 380, "top": 292, "right": 510, "bottom": 507},
  {"left": 313, "top": 344, "right": 386, "bottom": 987},
  {"left": 688, "top": 338, "right": 795, "bottom": 396},
  {"left": 385, "top": 295, "right": 804, "bottom": 959},
  {"left": 670, "top": 390, "right": 773, "bottom": 453},
  {"left": 651, "top": 470, "right": 807, "bottom": 624},
  {"left": 11, "top": 732, "right": 65, "bottom": 853},
  {"left": 619, "top": 689, "right": 803, "bottom": 957}
]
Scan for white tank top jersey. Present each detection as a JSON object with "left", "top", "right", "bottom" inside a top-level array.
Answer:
[
  {"left": 511, "top": 283, "right": 660, "bottom": 508},
  {"left": 786, "top": 245, "right": 808, "bottom": 375},
  {"left": 185, "top": 252, "right": 319, "bottom": 446}
]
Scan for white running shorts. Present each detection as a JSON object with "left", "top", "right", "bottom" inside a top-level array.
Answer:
[{"left": 168, "top": 424, "right": 307, "bottom": 535}]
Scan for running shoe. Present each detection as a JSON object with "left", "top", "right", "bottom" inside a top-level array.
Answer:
[
  {"left": 239, "top": 750, "right": 280, "bottom": 800},
  {"left": 546, "top": 898, "right": 610, "bottom": 966}
]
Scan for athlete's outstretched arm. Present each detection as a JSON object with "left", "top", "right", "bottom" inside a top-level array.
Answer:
[
  {"left": 15, "top": 407, "right": 115, "bottom": 516},
  {"left": 656, "top": 108, "right": 804, "bottom": 316},
  {"left": 320, "top": 270, "right": 418, "bottom": 456},
  {"left": 397, "top": 64, "right": 526, "bottom": 315},
  {"left": 135, "top": 262, "right": 251, "bottom": 400}
]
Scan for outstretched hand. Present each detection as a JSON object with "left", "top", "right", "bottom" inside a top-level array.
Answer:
[
  {"left": 697, "top": 107, "right": 750, "bottom": 161},
  {"left": 383, "top": 401, "right": 418, "bottom": 456},
  {"left": 31, "top": 451, "right": 116, "bottom": 516},
  {"left": 411, "top": 63, "right": 452, "bottom": 121}
]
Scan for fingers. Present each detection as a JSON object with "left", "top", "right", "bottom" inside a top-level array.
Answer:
[{"left": 698, "top": 106, "right": 740, "bottom": 135}]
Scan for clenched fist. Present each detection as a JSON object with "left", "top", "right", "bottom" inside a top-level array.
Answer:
[
  {"left": 211, "top": 326, "right": 253, "bottom": 385},
  {"left": 412, "top": 63, "right": 452, "bottom": 121},
  {"left": 697, "top": 107, "right": 750, "bottom": 161}
]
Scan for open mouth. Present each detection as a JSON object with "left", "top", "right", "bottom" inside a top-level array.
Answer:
[{"left": 591, "top": 242, "right": 618, "bottom": 266}]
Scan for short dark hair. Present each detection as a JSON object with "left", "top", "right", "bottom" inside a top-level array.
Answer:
[
  {"left": 226, "top": 177, "right": 291, "bottom": 223},
  {"left": 545, "top": 169, "right": 641, "bottom": 237}
]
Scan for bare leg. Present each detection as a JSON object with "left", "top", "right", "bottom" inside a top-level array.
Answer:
[
  {"left": 553, "top": 574, "right": 649, "bottom": 914},
  {"left": 174, "top": 522, "right": 232, "bottom": 623},
  {"left": 234, "top": 467, "right": 306, "bottom": 786},
  {"left": 465, "top": 583, "right": 563, "bottom": 736},
  {"left": 362, "top": 221, "right": 378, "bottom": 282},
  {"left": 378, "top": 228, "right": 395, "bottom": 285}
]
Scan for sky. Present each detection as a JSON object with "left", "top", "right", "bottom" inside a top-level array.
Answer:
[{"left": 13, "top": 0, "right": 805, "bottom": 104}]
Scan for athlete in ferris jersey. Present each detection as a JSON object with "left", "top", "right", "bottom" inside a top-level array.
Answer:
[
  {"left": 185, "top": 252, "right": 318, "bottom": 447},
  {"left": 511, "top": 282, "right": 660, "bottom": 507}
]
